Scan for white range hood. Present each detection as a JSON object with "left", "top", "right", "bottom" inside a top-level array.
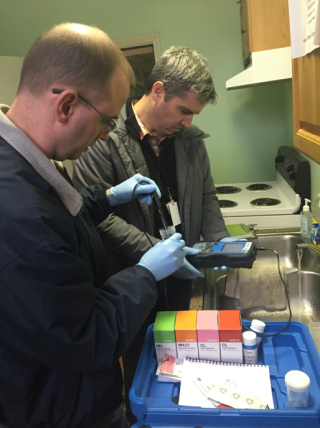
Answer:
[{"left": 226, "top": 46, "right": 292, "bottom": 90}]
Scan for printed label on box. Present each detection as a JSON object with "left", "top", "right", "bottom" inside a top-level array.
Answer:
[
  {"left": 176, "top": 341, "right": 199, "bottom": 359},
  {"left": 220, "top": 341, "right": 243, "bottom": 363},
  {"left": 155, "top": 342, "right": 177, "bottom": 364},
  {"left": 198, "top": 342, "right": 221, "bottom": 360}
]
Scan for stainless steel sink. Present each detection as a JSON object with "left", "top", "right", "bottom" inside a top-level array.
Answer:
[{"left": 203, "top": 233, "right": 320, "bottom": 324}]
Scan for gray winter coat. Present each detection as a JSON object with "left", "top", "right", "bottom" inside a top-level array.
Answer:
[{"left": 73, "top": 101, "right": 228, "bottom": 269}]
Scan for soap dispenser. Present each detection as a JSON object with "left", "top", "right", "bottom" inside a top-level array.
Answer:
[{"left": 300, "top": 198, "right": 312, "bottom": 239}]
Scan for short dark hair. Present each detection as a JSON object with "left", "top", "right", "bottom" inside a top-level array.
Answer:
[
  {"left": 146, "top": 46, "right": 217, "bottom": 104},
  {"left": 19, "top": 22, "right": 135, "bottom": 98}
]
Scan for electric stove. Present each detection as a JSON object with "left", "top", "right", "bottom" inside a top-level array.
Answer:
[{"left": 216, "top": 146, "right": 310, "bottom": 230}]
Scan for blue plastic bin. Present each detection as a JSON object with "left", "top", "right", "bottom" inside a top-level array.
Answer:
[{"left": 130, "top": 320, "right": 320, "bottom": 427}]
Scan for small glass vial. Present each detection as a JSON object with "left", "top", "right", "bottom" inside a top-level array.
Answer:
[
  {"left": 250, "top": 319, "right": 266, "bottom": 348},
  {"left": 159, "top": 225, "right": 176, "bottom": 241},
  {"left": 285, "top": 370, "right": 310, "bottom": 407},
  {"left": 242, "top": 331, "right": 258, "bottom": 364}
]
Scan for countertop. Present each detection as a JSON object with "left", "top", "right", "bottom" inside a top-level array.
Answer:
[
  {"left": 189, "top": 271, "right": 205, "bottom": 310},
  {"left": 254, "top": 227, "right": 300, "bottom": 235}
]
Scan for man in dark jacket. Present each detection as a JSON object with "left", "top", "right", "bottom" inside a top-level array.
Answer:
[
  {"left": 73, "top": 46, "right": 230, "bottom": 424},
  {"left": 0, "top": 23, "right": 197, "bottom": 428}
]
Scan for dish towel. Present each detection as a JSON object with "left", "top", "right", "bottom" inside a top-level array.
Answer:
[{"left": 225, "top": 264, "right": 287, "bottom": 312}]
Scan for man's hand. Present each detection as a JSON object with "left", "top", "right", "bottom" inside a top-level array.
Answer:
[
  {"left": 108, "top": 174, "right": 161, "bottom": 206},
  {"left": 173, "top": 247, "right": 204, "bottom": 279},
  {"left": 137, "top": 233, "right": 190, "bottom": 281}
]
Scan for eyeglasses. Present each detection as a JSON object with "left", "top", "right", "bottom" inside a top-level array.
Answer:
[{"left": 52, "top": 88, "right": 117, "bottom": 131}]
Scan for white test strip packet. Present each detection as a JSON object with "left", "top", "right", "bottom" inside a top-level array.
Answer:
[{"left": 192, "top": 376, "right": 269, "bottom": 410}]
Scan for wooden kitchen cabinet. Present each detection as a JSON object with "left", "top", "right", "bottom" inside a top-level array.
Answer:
[
  {"left": 240, "top": 0, "right": 291, "bottom": 67},
  {"left": 292, "top": 48, "right": 320, "bottom": 164}
]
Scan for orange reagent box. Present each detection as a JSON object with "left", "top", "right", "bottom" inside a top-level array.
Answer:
[
  {"left": 219, "top": 310, "right": 243, "bottom": 363},
  {"left": 175, "top": 310, "right": 198, "bottom": 359}
]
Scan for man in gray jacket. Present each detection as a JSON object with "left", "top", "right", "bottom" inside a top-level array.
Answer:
[{"left": 73, "top": 46, "right": 229, "bottom": 424}]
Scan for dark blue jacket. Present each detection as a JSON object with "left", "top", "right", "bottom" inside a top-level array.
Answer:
[{"left": 0, "top": 136, "right": 157, "bottom": 427}]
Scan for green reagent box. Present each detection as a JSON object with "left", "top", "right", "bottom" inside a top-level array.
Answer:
[{"left": 153, "top": 311, "right": 177, "bottom": 363}]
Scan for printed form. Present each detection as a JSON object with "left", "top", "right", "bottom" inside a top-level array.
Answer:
[{"left": 288, "top": 0, "right": 320, "bottom": 58}]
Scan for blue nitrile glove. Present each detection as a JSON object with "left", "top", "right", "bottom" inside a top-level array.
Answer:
[
  {"left": 212, "top": 237, "right": 247, "bottom": 271},
  {"left": 137, "top": 233, "right": 186, "bottom": 281},
  {"left": 173, "top": 247, "right": 205, "bottom": 279},
  {"left": 108, "top": 174, "right": 161, "bottom": 206}
]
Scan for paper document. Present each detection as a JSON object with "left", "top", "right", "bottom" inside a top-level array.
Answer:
[
  {"left": 179, "top": 358, "right": 274, "bottom": 409},
  {"left": 288, "top": 0, "right": 320, "bottom": 58}
]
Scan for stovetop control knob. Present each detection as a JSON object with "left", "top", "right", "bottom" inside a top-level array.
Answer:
[
  {"left": 286, "top": 164, "right": 295, "bottom": 173},
  {"left": 275, "top": 155, "right": 285, "bottom": 163},
  {"left": 289, "top": 171, "right": 296, "bottom": 180}
]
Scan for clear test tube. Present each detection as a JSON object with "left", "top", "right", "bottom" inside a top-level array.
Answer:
[{"left": 159, "top": 225, "right": 176, "bottom": 241}]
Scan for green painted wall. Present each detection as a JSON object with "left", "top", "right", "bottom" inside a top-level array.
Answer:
[{"left": 1, "top": 0, "right": 319, "bottom": 189}]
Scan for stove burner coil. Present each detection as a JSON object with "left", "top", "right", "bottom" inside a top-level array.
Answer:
[
  {"left": 250, "top": 198, "right": 281, "bottom": 207},
  {"left": 246, "top": 184, "right": 272, "bottom": 191},
  {"left": 216, "top": 186, "right": 242, "bottom": 194},
  {"left": 218, "top": 200, "right": 238, "bottom": 208}
]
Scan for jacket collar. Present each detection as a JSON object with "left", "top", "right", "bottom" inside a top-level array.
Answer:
[
  {"left": 113, "top": 97, "right": 209, "bottom": 142},
  {"left": 0, "top": 105, "right": 83, "bottom": 216},
  {"left": 125, "top": 96, "right": 141, "bottom": 137}
]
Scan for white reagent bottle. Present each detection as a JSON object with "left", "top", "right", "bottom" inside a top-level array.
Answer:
[
  {"left": 250, "top": 319, "right": 266, "bottom": 348},
  {"left": 242, "top": 331, "right": 258, "bottom": 364}
]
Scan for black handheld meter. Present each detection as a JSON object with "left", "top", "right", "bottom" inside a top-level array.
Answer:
[{"left": 187, "top": 241, "right": 256, "bottom": 269}]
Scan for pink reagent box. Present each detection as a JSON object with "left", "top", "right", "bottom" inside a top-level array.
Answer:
[{"left": 197, "top": 310, "right": 220, "bottom": 361}]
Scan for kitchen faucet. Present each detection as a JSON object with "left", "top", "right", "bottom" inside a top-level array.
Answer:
[{"left": 296, "top": 243, "right": 320, "bottom": 255}]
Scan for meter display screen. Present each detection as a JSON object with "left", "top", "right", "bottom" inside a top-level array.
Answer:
[{"left": 221, "top": 243, "right": 244, "bottom": 252}]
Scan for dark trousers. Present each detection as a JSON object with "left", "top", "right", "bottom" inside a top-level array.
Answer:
[
  {"left": 122, "top": 276, "right": 192, "bottom": 426},
  {"left": 84, "top": 408, "right": 128, "bottom": 428}
]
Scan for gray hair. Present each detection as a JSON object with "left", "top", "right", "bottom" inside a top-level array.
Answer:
[
  {"left": 19, "top": 22, "right": 135, "bottom": 100},
  {"left": 146, "top": 46, "right": 217, "bottom": 104}
]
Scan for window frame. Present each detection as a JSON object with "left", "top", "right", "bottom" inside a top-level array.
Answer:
[{"left": 115, "top": 33, "right": 161, "bottom": 61}]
